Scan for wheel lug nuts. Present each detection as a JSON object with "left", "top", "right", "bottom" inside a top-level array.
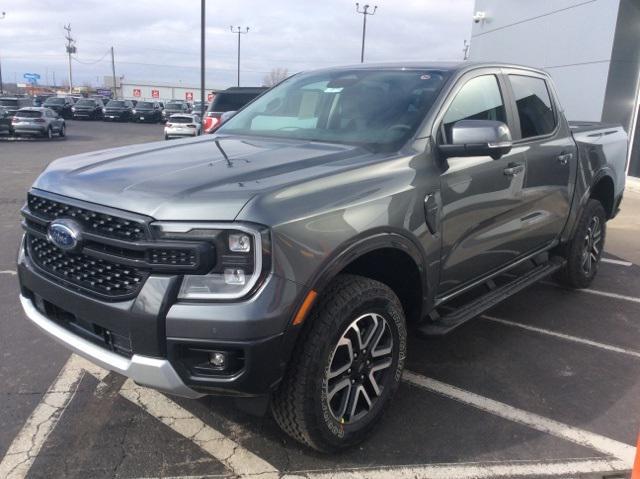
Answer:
[
  {"left": 351, "top": 379, "right": 355, "bottom": 384},
  {"left": 347, "top": 369, "right": 351, "bottom": 373}
]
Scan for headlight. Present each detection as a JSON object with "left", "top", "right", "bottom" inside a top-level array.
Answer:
[
  {"left": 150, "top": 222, "right": 270, "bottom": 300},
  {"left": 102, "top": 108, "right": 106, "bottom": 113},
  {"left": 71, "top": 107, "right": 76, "bottom": 112},
  {"left": 132, "top": 109, "right": 137, "bottom": 114}
]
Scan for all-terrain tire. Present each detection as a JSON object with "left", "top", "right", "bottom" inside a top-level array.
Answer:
[
  {"left": 555, "top": 199, "right": 607, "bottom": 288},
  {"left": 271, "top": 274, "right": 407, "bottom": 452}
]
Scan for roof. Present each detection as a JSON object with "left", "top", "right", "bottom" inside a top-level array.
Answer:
[{"left": 307, "top": 61, "right": 548, "bottom": 76}]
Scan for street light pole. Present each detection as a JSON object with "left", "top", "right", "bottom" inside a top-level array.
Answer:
[
  {"left": 200, "top": 0, "right": 205, "bottom": 117},
  {"left": 0, "top": 12, "right": 6, "bottom": 95},
  {"left": 355, "top": 3, "right": 377, "bottom": 63},
  {"left": 230, "top": 26, "right": 249, "bottom": 87}
]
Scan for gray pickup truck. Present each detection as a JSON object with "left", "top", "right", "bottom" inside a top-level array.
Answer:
[{"left": 18, "top": 62, "right": 627, "bottom": 452}]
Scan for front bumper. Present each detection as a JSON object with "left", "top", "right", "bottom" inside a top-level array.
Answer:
[
  {"left": 18, "top": 240, "right": 305, "bottom": 397},
  {"left": 20, "top": 294, "right": 203, "bottom": 398}
]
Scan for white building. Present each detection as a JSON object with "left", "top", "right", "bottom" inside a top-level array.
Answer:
[
  {"left": 469, "top": 0, "right": 640, "bottom": 177},
  {"left": 105, "top": 77, "right": 220, "bottom": 103}
]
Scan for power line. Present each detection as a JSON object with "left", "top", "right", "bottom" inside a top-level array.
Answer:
[{"left": 72, "top": 49, "right": 110, "bottom": 65}]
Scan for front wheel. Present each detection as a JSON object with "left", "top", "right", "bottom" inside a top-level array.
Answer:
[
  {"left": 271, "top": 274, "right": 406, "bottom": 452},
  {"left": 44, "top": 127, "right": 53, "bottom": 139},
  {"left": 555, "top": 199, "right": 606, "bottom": 288},
  {"left": 58, "top": 124, "right": 66, "bottom": 137}
]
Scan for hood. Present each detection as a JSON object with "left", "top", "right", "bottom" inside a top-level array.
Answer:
[{"left": 33, "top": 135, "right": 366, "bottom": 221}]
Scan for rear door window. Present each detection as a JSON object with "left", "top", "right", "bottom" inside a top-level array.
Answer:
[
  {"left": 508, "top": 75, "right": 556, "bottom": 139},
  {"left": 442, "top": 75, "right": 506, "bottom": 143}
]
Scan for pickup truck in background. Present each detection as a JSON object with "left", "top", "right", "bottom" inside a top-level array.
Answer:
[{"left": 17, "top": 62, "right": 627, "bottom": 452}]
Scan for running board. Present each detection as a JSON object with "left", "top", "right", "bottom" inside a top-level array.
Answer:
[{"left": 417, "top": 259, "right": 566, "bottom": 337}]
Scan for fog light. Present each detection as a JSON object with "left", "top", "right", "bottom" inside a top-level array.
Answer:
[
  {"left": 229, "top": 233, "right": 251, "bottom": 252},
  {"left": 209, "top": 352, "right": 226, "bottom": 368},
  {"left": 224, "top": 268, "right": 246, "bottom": 285}
]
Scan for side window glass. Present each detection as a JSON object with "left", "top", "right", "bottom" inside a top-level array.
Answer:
[
  {"left": 442, "top": 75, "right": 506, "bottom": 143},
  {"left": 509, "top": 75, "right": 555, "bottom": 138}
]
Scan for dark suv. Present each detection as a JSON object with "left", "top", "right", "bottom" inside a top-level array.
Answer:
[
  {"left": 43, "top": 96, "right": 75, "bottom": 119},
  {"left": 203, "top": 87, "right": 267, "bottom": 133},
  {"left": 132, "top": 101, "right": 163, "bottom": 123},
  {"left": 17, "top": 63, "right": 627, "bottom": 452},
  {"left": 72, "top": 98, "right": 104, "bottom": 120},
  {"left": 161, "top": 101, "right": 190, "bottom": 123},
  {"left": 103, "top": 99, "right": 134, "bottom": 122}
]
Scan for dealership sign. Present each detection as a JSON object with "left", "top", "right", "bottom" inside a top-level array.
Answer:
[
  {"left": 185, "top": 91, "right": 193, "bottom": 101},
  {"left": 133, "top": 88, "right": 141, "bottom": 97},
  {"left": 23, "top": 73, "right": 40, "bottom": 84},
  {"left": 151, "top": 89, "right": 160, "bottom": 98}
]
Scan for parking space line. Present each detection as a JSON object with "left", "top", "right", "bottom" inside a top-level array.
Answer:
[
  {"left": 0, "top": 355, "right": 105, "bottom": 479},
  {"left": 539, "top": 281, "right": 640, "bottom": 304},
  {"left": 482, "top": 315, "right": 640, "bottom": 359},
  {"left": 287, "top": 458, "right": 630, "bottom": 478},
  {"left": 0, "top": 270, "right": 17, "bottom": 275},
  {"left": 402, "top": 371, "right": 636, "bottom": 465},
  {"left": 602, "top": 258, "right": 633, "bottom": 267},
  {"left": 119, "top": 379, "right": 279, "bottom": 479}
]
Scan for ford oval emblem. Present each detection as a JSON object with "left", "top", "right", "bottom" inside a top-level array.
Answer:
[{"left": 47, "top": 219, "right": 82, "bottom": 251}]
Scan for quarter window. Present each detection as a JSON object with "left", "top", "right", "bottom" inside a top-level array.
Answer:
[
  {"left": 509, "top": 75, "right": 555, "bottom": 138},
  {"left": 442, "top": 75, "right": 506, "bottom": 143}
]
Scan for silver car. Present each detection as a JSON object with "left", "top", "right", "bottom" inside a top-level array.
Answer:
[
  {"left": 164, "top": 113, "right": 201, "bottom": 139},
  {"left": 12, "top": 107, "right": 66, "bottom": 139}
]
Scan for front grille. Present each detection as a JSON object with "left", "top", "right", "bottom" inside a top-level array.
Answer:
[
  {"left": 22, "top": 192, "right": 215, "bottom": 300},
  {"left": 27, "top": 193, "right": 147, "bottom": 241},
  {"left": 28, "top": 236, "right": 148, "bottom": 298}
]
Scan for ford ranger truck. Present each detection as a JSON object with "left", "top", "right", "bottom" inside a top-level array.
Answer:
[{"left": 18, "top": 62, "right": 627, "bottom": 452}]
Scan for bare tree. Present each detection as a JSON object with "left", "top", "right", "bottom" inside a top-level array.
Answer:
[{"left": 262, "top": 68, "right": 289, "bottom": 87}]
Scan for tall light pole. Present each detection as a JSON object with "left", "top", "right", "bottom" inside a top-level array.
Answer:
[
  {"left": 355, "top": 3, "right": 377, "bottom": 63},
  {"left": 200, "top": 0, "right": 205, "bottom": 117},
  {"left": 230, "top": 26, "right": 249, "bottom": 87},
  {"left": 64, "top": 24, "right": 76, "bottom": 93},
  {"left": 0, "top": 11, "right": 6, "bottom": 95}
]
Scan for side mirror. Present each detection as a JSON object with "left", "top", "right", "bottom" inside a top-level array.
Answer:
[{"left": 439, "top": 120, "right": 512, "bottom": 160}]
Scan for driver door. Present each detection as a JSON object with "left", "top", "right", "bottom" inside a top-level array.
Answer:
[{"left": 436, "top": 71, "right": 527, "bottom": 294}]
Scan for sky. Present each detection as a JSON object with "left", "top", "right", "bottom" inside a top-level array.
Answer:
[{"left": 0, "top": 0, "right": 475, "bottom": 89}]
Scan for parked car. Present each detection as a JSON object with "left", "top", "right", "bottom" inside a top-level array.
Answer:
[
  {"left": 17, "top": 62, "right": 628, "bottom": 452},
  {"left": 161, "top": 101, "right": 190, "bottom": 122},
  {"left": 32, "top": 94, "right": 54, "bottom": 107},
  {"left": 203, "top": 87, "right": 267, "bottom": 133},
  {"left": 72, "top": 98, "right": 104, "bottom": 120},
  {"left": 191, "top": 101, "right": 208, "bottom": 116},
  {"left": 0, "top": 106, "right": 12, "bottom": 135},
  {"left": 132, "top": 101, "right": 163, "bottom": 123},
  {"left": 42, "top": 96, "right": 75, "bottom": 119},
  {"left": 131, "top": 99, "right": 138, "bottom": 107},
  {"left": 0, "top": 97, "right": 33, "bottom": 120},
  {"left": 12, "top": 107, "right": 65, "bottom": 138},
  {"left": 164, "top": 113, "right": 202, "bottom": 139},
  {"left": 103, "top": 99, "right": 134, "bottom": 122}
]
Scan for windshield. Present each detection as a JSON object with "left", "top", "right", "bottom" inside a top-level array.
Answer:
[
  {"left": 15, "top": 110, "right": 42, "bottom": 118},
  {"left": 75, "top": 99, "right": 96, "bottom": 106},
  {"left": 0, "top": 99, "right": 18, "bottom": 107},
  {"left": 136, "top": 102, "right": 153, "bottom": 109},
  {"left": 211, "top": 93, "right": 259, "bottom": 112},
  {"left": 166, "top": 103, "right": 183, "bottom": 109},
  {"left": 218, "top": 69, "right": 449, "bottom": 151},
  {"left": 44, "top": 98, "right": 65, "bottom": 105},
  {"left": 107, "top": 100, "right": 126, "bottom": 107}
]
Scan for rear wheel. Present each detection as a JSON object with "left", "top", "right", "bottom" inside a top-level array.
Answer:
[
  {"left": 555, "top": 199, "right": 606, "bottom": 288},
  {"left": 44, "top": 127, "right": 53, "bottom": 139},
  {"left": 271, "top": 274, "right": 406, "bottom": 452}
]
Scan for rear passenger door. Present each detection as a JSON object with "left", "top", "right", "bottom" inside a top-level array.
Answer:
[{"left": 503, "top": 71, "right": 577, "bottom": 249}]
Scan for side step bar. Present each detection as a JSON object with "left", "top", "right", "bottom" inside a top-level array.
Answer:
[{"left": 417, "top": 259, "right": 566, "bottom": 337}]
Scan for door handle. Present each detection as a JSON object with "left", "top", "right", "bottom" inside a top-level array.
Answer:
[
  {"left": 557, "top": 153, "right": 573, "bottom": 165},
  {"left": 503, "top": 163, "right": 524, "bottom": 176}
]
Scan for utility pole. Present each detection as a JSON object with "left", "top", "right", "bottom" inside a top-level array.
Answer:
[
  {"left": 64, "top": 24, "right": 76, "bottom": 94},
  {"left": 0, "top": 11, "right": 6, "bottom": 95},
  {"left": 355, "top": 3, "right": 377, "bottom": 63},
  {"left": 110, "top": 46, "right": 117, "bottom": 99},
  {"left": 230, "top": 26, "right": 249, "bottom": 87},
  {"left": 200, "top": 0, "right": 205, "bottom": 117}
]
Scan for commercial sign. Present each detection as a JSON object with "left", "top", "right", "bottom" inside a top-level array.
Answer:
[
  {"left": 207, "top": 92, "right": 214, "bottom": 102},
  {"left": 23, "top": 73, "right": 41, "bottom": 84},
  {"left": 151, "top": 89, "right": 160, "bottom": 98},
  {"left": 133, "top": 88, "right": 141, "bottom": 97},
  {"left": 185, "top": 91, "right": 194, "bottom": 101}
]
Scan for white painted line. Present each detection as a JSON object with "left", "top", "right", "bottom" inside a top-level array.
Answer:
[
  {"left": 0, "top": 355, "right": 106, "bottom": 479},
  {"left": 119, "top": 379, "right": 279, "bottom": 479},
  {"left": 287, "top": 458, "right": 630, "bottom": 479},
  {"left": 402, "top": 371, "right": 636, "bottom": 465},
  {"left": 537, "top": 279, "right": 640, "bottom": 304},
  {"left": 602, "top": 258, "right": 633, "bottom": 267},
  {"left": 0, "top": 270, "right": 17, "bottom": 275},
  {"left": 482, "top": 315, "right": 640, "bottom": 360}
]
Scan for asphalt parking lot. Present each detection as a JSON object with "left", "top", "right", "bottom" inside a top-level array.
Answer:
[{"left": 0, "top": 120, "right": 638, "bottom": 479}]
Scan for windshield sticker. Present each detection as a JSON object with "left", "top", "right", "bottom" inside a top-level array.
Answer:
[
  {"left": 420, "top": 74, "right": 432, "bottom": 80},
  {"left": 324, "top": 87, "right": 344, "bottom": 93}
]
